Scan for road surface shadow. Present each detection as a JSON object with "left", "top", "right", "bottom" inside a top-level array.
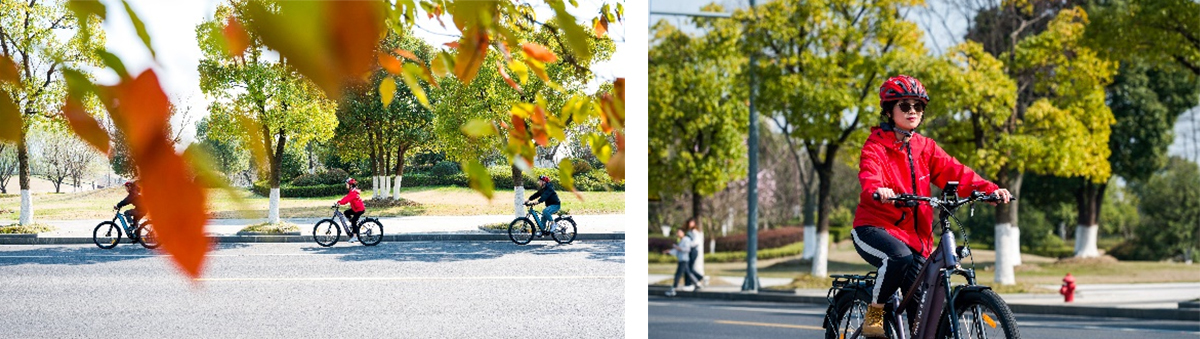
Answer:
[
  {"left": 0, "top": 242, "right": 253, "bottom": 267},
  {"left": 300, "top": 240, "right": 625, "bottom": 264}
]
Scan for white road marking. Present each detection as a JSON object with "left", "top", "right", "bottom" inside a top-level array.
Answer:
[
  {"left": 1019, "top": 321, "right": 1200, "bottom": 334},
  {"left": 196, "top": 275, "right": 625, "bottom": 282},
  {"left": 714, "top": 320, "right": 823, "bottom": 331}
]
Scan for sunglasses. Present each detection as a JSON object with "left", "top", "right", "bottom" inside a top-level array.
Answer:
[{"left": 898, "top": 102, "right": 925, "bottom": 113}]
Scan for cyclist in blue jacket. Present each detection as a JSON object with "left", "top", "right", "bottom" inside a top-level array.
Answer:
[{"left": 524, "top": 175, "right": 561, "bottom": 235}]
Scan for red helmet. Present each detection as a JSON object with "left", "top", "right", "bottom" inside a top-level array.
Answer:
[
  {"left": 123, "top": 181, "right": 135, "bottom": 188},
  {"left": 538, "top": 175, "right": 550, "bottom": 183},
  {"left": 879, "top": 75, "right": 929, "bottom": 105},
  {"left": 346, "top": 178, "right": 357, "bottom": 185}
]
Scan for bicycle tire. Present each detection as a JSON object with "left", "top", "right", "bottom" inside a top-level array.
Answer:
[
  {"left": 551, "top": 217, "right": 577, "bottom": 244},
  {"left": 825, "top": 288, "right": 871, "bottom": 339},
  {"left": 93, "top": 222, "right": 121, "bottom": 249},
  {"left": 508, "top": 218, "right": 535, "bottom": 245},
  {"left": 313, "top": 219, "right": 340, "bottom": 247},
  {"left": 136, "top": 221, "right": 160, "bottom": 249},
  {"left": 358, "top": 219, "right": 383, "bottom": 246},
  {"left": 935, "top": 288, "right": 1020, "bottom": 339}
]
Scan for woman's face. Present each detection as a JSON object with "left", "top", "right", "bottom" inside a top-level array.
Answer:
[{"left": 891, "top": 99, "right": 924, "bottom": 131}]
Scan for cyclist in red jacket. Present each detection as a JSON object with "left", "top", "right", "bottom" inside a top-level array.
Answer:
[
  {"left": 854, "top": 75, "right": 1012, "bottom": 337},
  {"left": 336, "top": 178, "right": 366, "bottom": 243},
  {"left": 113, "top": 181, "right": 143, "bottom": 226}
]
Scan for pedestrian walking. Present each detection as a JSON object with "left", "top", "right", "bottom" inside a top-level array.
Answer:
[
  {"left": 664, "top": 228, "right": 700, "bottom": 297},
  {"left": 685, "top": 218, "right": 706, "bottom": 286}
]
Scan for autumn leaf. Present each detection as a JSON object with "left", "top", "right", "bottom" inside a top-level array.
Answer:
[
  {"left": 0, "top": 90, "right": 18, "bottom": 142},
  {"left": 399, "top": 63, "right": 430, "bottom": 108},
  {"left": 511, "top": 114, "right": 528, "bottom": 139},
  {"left": 222, "top": 17, "right": 249, "bottom": 58},
  {"left": 394, "top": 48, "right": 420, "bottom": 62},
  {"left": 508, "top": 60, "right": 529, "bottom": 85},
  {"left": 378, "top": 52, "right": 402, "bottom": 75},
  {"left": 557, "top": 158, "right": 584, "bottom": 200},
  {"left": 122, "top": 0, "right": 156, "bottom": 58},
  {"left": 379, "top": 77, "right": 397, "bottom": 106},
  {"left": 444, "top": 41, "right": 460, "bottom": 49},
  {"left": 465, "top": 160, "right": 494, "bottom": 199},
  {"left": 593, "top": 17, "right": 609, "bottom": 38},
  {"left": 497, "top": 60, "right": 521, "bottom": 92},
  {"left": 606, "top": 149, "right": 624, "bottom": 181},
  {"left": 109, "top": 70, "right": 209, "bottom": 279},
  {"left": 453, "top": 27, "right": 490, "bottom": 84},
  {"left": 461, "top": 119, "right": 496, "bottom": 137},
  {"left": 67, "top": 0, "right": 107, "bottom": 21},
  {"left": 521, "top": 43, "right": 558, "bottom": 63},
  {"left": 0, "top": 56, "right": 18, "bottom": 86},
  {"left": 431, "top": 51, "right": 453, "bottom": 77},
  {"left": 60, "top": 96, "right": 111, "bottom": 154},
  {"left": 524, "top": 58, "right": 550, "bottom": 82}
]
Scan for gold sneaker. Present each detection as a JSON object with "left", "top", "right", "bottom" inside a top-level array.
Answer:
[{"left": 863, "top": 304, "right": 886, "bottom": 338}]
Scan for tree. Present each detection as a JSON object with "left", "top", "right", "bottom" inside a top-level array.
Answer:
[
  {"left": 1133, "top": 157, "right": 1199, "bottom": 261},
  {"left": 0, "top": 143, "right": 15, "bottom": 194},
  {"left": 649, "top": 15, "right": 747, "bottom": 241},
  {"left": 0, "top": 0, "right": 104, "bottom": 224},
  {"left": 742, "top": 0, "right": 927, "bottom": 277},
  {"left": 197, "top": 1, "right": 338, "bottom": 224},
  {"left": 1085, "top": 0, "right": 1200, "bottom": 76},
  {"left": 32, "top": 129, "right": 75, "bottom": 193},
  {"left": 196, "top": 116, "right": 249, "bottom": 186},
  {"left": 334, "top": 31, "right": 435, "bottom": 201}
]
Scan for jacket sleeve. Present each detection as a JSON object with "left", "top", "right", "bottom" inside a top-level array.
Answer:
[
  {"left": 337, "top": 191, "right": 354, "bottom": 205},
  {"left": 540, "top": 187, "right": 557, "bottom": 203},
  {"left": 528, "top": 188, "right": 543, "bottom": 201},
  {"left": 116, "top": 194, "right": 132, "bottom": 208},
  {"left": 928, "top": 141, "right": 999, "bottom": 196},
  {"left": 859, "top": 142, "right": 889, "bottom": 200}
]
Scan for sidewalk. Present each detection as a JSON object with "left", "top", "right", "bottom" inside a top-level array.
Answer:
[
  {"left": 0, "top": 214, "right": 625, "bottom": 244},
  {"left": 648, "top": 274, "right": 1200, "bottom": 321}
]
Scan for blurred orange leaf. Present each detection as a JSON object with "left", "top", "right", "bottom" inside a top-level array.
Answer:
[
  {"left": 0, "top": 56, "right": 18, "bottom": 86},
  {"left": 430, "top": 51, "right": 453, "bottom": 77},
  {"left": 453, "top": 27, "right": 489, "bottom": 84},
  {"left": 531, "top": 104, "right": 547, "bottom": 125},
  {"left": 497, "top": 60, "right": 521, "bottom": 92},
  {"left": 394, "top": 48, "right": 420, "bottom": 62},
  {"left": 593, "top": 17, "right": 608, "bottom": 38},
  {"left": 531, "top": 126, "right": 549, "bottom": 146},
  {"left": 0, "top": 90, "right": 18, "bottom": 142},
  {"left": 222, "top": 17, "right": 249, "bottom": 58},
  {"left": 60, "top": 96, "right": 111, "bottom": 154},
  {"left": 606, "top": 149, "right": 624, "bottom": 181},
  {"left": 379, "top": 52, "right": 402, "bottom": 75},
  {"left": 510, "top": 114, "right": 527, "bottom": 139},
  {"left": 110, "top": 70, "right": 209, "bottom": 279},
  {"left": 444, "top": 41, "right": 460, "bottom": 49},
  {"left": 521, "top": 43, "right": 558, "bottom": 63}
]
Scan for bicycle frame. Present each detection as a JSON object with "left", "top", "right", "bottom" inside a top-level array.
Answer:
[
  {"left": 113, "top": 211, "right": 136, "bottom": 237},
  {"left": 526, "top": 206, "right": 545, "bottom": 229},
  {"left": 331, "top": 207, "right": 352, "bottom": 235}
]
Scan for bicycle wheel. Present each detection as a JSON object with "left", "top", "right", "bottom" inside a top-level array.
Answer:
[
  {"left": 936, "top": 289, "right": 1020, "bottom": 339},
  {"left": 93, "top": 222, "right": 121, "bottom": 249},
  {"left": 508, "top": 218, "right": 535, "bottom": 245},
  {"left": 357, "top": 219, "right": 383, "bottom": 246},
  {"left": 824, "top": 288, "right": 871, "bottom": 339},
  {"left": 551, "top": 217, "right": 577, "bottom": 244},
  {"left": 136, "top": 221, "right": 161, "bottom": 249},
  {"left": 313, "top": 219, "right": 340, "bottom": 247}
]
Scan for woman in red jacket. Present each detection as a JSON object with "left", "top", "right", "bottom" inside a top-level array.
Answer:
[
  {"left": 336, "top": 178, "right": 366, "bottom": 243},
  {"left": 854, "top": 75, "right": 1012, "bottom": 337}
]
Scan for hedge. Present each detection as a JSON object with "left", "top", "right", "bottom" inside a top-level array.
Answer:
[
  {"left": 713, "top": 227, "right": 803, "bottom": 252},
  {"left": 260, "top": 165, "right": 624, "bottom": 198},
  {"left": 649, "top": 242, "right": 806, "bottom": 264}
]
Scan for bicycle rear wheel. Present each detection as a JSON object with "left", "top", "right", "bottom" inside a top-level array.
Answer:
[
  {"left": 313, "top": 219, "right": 340, "bottom": 247},
  {"left": 824, "top": 288, "right": 870, "bottom": 339},
  {"left": 551, "top": 217, "right": 577, "bottom": 244},
  {"left": 936, "top": 289, "right": 1020, "bottom": 339},
  {"left": 508, "top": 218, "right": 535, "bottom": 245},
  {"left": 92, "top": 222, "right": 121, "bottom": 249},
  {"left": 136, "top": 221, "right": 160, "bottom": 249},
  {"left": 357, "top": 219, "right": 383, "bottom": 246}
]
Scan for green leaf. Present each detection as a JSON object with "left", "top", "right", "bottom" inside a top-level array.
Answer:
[
  {"left": 96, "top": 49, "right": 130, "bottom": 80},
  {"left": 122, "top": 0, "right": 156, "bottom": 58},
  {"left": 549, "top": 2, "right": 592, "bottom": 62},
  {"left": 464, "top": 160, "right": 494, "bottom": 199},
  {"left": 557, "top": 158, "right": 576, "bottom": 191},
  {"left": 431, "top": 51, "right": 453, "bottom": 77},
  {"left": 379, "top": 77, "right": 397, "bottom": 107},
  {"left": 398, "top": 65, "right": 430, "bottom": 109},
  {"left": 68, "top": 0, "right": 107, "bottom": 20},
  {"left": 461, "top": 119, "right": 495, "bottom": 137}
]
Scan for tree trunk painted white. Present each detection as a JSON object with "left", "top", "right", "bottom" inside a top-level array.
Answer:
[
  {"left": 1074, "top": 224, "right": 1100, "bottom": 258},
  {"left": 392, "top": 175, "right": 402, "bottom": 200},
  {"left": 994, "top": 223, "right": 1016, "bottom": 285},
  {"left": 802, "top": 225, "right": 816, "bottom": 260},
  {"left": 709, "top": 239, "right": 716, "bottom": 254},
  {"left": 268, "top": 188, "right": 280, "bottom": 224},
  {"left": 384, "top": 175, "right": 392, "bottom": 200},
  {"left": 693, "top": 230, "right": 705, "bottom": 277},
  {"left": 1009, "top": 226, "right": 1022, "bottom": 266},
  {"left": 513, "top": 186, "right": 525, "bottom": 219},
  {"left": 810, "top": 230, "right": 830, "bottom": 277},
  {"left": 19, "top": 190, "right": 32, "bottom": 225}
]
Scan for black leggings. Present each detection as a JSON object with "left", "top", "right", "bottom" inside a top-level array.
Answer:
[
  {"left": 345, "top": 209, "right": 364, "bottom": 235},
  {"left": 851, "top": 226, "right": 926, "bottom": 305}
]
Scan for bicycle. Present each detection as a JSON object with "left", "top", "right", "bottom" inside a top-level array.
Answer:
[
  {"left": 824, "top": 181, "right": 1020, "bottom": 339},
  {"left": 93, "top": 209, "right": 159, "bottom": 250},
  {"left": 508, "top": 203, "right": 576, "bottom": 245},
  {"left": 313, "top": 205, "right": 382, "bottom": 247}
]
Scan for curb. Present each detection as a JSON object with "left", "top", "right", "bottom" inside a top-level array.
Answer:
[
  {"left": 646, "top": 286, "right": 1200, "bottom": 322},
  {"left": 0, "top": 233, "right": 624, "bottom": 245}
]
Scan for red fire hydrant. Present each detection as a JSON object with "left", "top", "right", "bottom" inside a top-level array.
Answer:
[{"left": 1060, "top": 273, "right": 1076, "bottom": 302}]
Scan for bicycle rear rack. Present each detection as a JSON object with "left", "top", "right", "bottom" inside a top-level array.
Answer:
[{"left": 827, "top": 271, "right": 878, "bottom": 303}]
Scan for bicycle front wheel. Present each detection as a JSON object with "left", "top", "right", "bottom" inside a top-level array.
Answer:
[
  {"left": 508, "top": 218, "right": 535, "bottom": 245},
  {"left": 551, "top": 217, "right": 577, "bottom": 244},
  {"left": 358, "top": 219, "right": 383, "bottom": 246},
  {"left": 93, "top": 222, "right": 121, "bottom": 249},
  {"left": 824, "top": 288, "right": 870, "bottom": 339},
  {"left": 313, "top": 219, "right": 340, "bottom": 247},
  {"left": 136, "top": 221, "right": 160, "bottom": 249},
  {"left": 936, "top": 288, "right": 1020, "bottom": 339}
]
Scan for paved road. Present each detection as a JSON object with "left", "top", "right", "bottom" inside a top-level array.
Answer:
[
  {"left": 0, "top": 241, "right": 625, "bottom": 338},
  {"left": 648, "top": 297, "right": 1200, "bottom": 339}
]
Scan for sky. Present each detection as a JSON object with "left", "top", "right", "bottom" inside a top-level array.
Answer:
[
  {"left": 95, "top": 0, "right": 630, "bottom": 146},
  {"left": 648, "top": 0, "right": 1200, "bottom": 162}
]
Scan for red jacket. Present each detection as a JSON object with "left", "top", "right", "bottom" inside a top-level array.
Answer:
[
  {"left": 338, "top": 189, "right": 365, "bottom": 212},
  {"left": 854, "top": 126, "right": 999, "bottom": 257}
]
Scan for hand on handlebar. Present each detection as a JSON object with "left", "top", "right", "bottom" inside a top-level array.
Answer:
[
  {"left": 984, "top": 188, "right": 1013, "bottom": 205},
  {"left": 873, "top": 187, "right": 897, "bottom": 202}
]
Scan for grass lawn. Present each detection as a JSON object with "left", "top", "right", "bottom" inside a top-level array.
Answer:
[
  {"left": 650, "top": 239, "right": 1200, "bottom": 291},
  {"left": 0, "top": 186, "right": 624, "bottom": 220}
]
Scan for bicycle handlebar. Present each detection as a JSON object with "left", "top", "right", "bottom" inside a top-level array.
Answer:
[{"left": 872, "top": 191, "right": 1015, "bottom": 208}]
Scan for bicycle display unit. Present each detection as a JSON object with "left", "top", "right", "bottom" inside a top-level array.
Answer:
[
  {"left": 93, "top": 210, "right": 159, "bottom": 250},
  {"left": 824, "top": 181, "right": 1020, "bottom": 339},
  {"left": 507, "top": 204, "right": 577, "bottom": 245},
  {"left": 313, "top": 206, "right": 383, "bottom": 247}
]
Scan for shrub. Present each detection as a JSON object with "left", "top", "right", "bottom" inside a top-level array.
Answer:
[
  {"left": 649, "top": 242, "right": 806, "bottom": 264},
  {"left": 567, "top": 158, "right": 593, "bottom": 174},
  {"left": 431, "top": 161, "right": 461, "bottom": 176},
  {"left": 649, "top": 235, "right": 675, "bottom": 253},
  {"left": 290, "top": 168, "right": 349, "bottom": 186},
  {"left": 714, "top": 226, "right": 803, "bottom": 252},
  {"left": 574, "top": 169, "right": 624, "bottom": 191}
]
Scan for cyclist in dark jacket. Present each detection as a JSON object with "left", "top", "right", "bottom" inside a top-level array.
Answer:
[
  {"left": 525, "top": 175, "right": 561, "bottom": 234},
  {"left": 114, "top": 181, "right": 143, "bottom": 226}
]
